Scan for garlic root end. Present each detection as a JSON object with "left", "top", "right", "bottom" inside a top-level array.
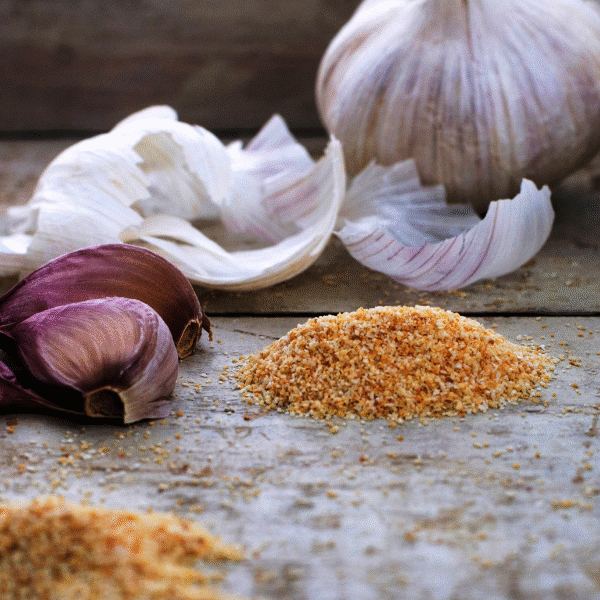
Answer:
[{"left": 84, "top": 388, "right": 125, "bottom": 420}]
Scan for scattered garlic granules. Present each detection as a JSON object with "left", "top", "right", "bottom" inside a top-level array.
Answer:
[
  {"left": 237, "top": 306, "right": 555, "bottom": 423},
  {"left": 0, "top": 495, "right": 243, "bottom": 600}
]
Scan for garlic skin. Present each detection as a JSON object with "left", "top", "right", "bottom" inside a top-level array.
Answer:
[
  {"left": 7, "top": 298, "right": 179, "bottom": 424},
  {"left": 316, "top": 0, "right": 600, "bottom": 209},
  {"left": 0, "top": 108, "right": 345, "bottom": 292},
  {"left": 122, "top": 136, "right": 345, "bottom": 291},
  {"left": 0, "top": 244, "right": 208, "bottom": 359},
  {"left": 336, "top": 162, "right": 554, "bottom": 290},
  {"left": 0, "top": 106, "right": 554, "bottom": 292}
]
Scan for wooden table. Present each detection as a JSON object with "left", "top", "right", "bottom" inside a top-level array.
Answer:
[{"left": 1, "top": 140, "right": 599, "bottom": 600}]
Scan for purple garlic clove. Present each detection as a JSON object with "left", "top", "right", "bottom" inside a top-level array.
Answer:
[
  {"left": 7, "top": 297, "right": 179, "bottom": 424},
  {"left": 0, "top": 244, "right": 210, "bottom": 359}
]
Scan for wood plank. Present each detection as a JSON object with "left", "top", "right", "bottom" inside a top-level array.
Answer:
[
  {"left": 1, "top": 315, "right": 598, "bottom": 599},
  {"left": 1, "top": 139, "right": 598, "bottom": 314},
  {"left": 2, "top": 0, "right": 360, "bottom": 131},
  {"left": 199, "top": 233, "right": 600, "bottom": 316},
  {"left": 0, "top": 139, "right": 74, "bottom": 206}
]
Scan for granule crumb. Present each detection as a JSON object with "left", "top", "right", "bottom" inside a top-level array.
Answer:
[
  {"left": 0, "top": 496, "right": 243, "bottom": 600},
  {"left": 551, "top": 499, "right": 592, "bottom": 510},
  {"left": 236, "top": 306, "right": 555, "bottom": 425}
]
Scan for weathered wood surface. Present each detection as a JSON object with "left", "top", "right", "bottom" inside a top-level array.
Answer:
[
  {"left": 0, "top": 138, "right": 599, "bottom": 599},
  {"left": 0, "top": 317, "right": 598, "bottom": 600},
  {"left": 1, "top": 0, "right": 359, "bottom": 132}
]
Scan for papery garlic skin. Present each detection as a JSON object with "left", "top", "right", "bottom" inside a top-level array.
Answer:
[
  {"left": 316, "top": 0, "right": 600, "bottom": 209},
  {"left": 336, "top": 161, "right": 554, "bottom": 291},
  {"left": 221, "top": 114, "right": 315, "bottom": 242},
  {"left": 33, "top": 105, "right": 230, "bottom": 224},
  {"left": 8, "top": 298, "right": 178, "bottom": 424},
  {"left": 0, "top": 244, "right": 208, "bottom": 359},
  {"left": 122, "top": 136, "right": 346, "bottom": 291},
  {"left": 0, "top": 106, "right": 230, "bottom": 278},
  {"left": 0, "top": 108, "right": 345, "bottom": 292}
]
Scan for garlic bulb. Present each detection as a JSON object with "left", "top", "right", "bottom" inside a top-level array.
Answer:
[{"left": 316, "top": 0, "right": 600, "bottom": 209}]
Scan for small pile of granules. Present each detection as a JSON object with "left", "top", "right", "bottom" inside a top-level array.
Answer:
[
  {"left": 0, "top": 495, "right": 243, "bottom": 600},
  {"left": 236, "top": 306, "right": 555, "bottom": 423}
]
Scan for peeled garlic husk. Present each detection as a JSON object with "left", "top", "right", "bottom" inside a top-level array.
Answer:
[
  {"left": 5, "top": 297, "right": 179, "bottom": 424},
  {"left": 316, "top": 0, "right": 600, "bottom": 210},
  {"left": 122, "top": 136, "right": 345, "bottom": 291},
  {"left": 0, "top": 106, "right": 230, "bottom": 277},
  {"left": 0, "top": 107, "right": 345, "bottom": 291},
  {"left": 335, "top": 160, "right": 554, "bottom": 290},
  {"left": 0, "top": 105, "right": 553, "bottom": 293},
  {"left": 0, "top": 244, "right": 208, "bottom": 359}
]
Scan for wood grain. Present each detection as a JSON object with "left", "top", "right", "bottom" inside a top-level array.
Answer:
[
  {"left": 2, "top": 0, "right": 360, "bottom": 132},
  {"left": 0, "top": 138, "right": 599, "bottom": 598},
  {"left": 1, "top": 316, "right": 598, "bottom": 600}
]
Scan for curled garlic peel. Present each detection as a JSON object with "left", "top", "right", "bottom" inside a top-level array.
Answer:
[
  {"left": 0, "top": 106, "right": 554, "bottom": 291},
  {"left": 336, "top": 164, "right": 553, "bottom": 290},
  {"left": 316, "top": 0, "right": 600, "bottom": 209},
  {"left": 0, "top": 107, "right": 345, "bottom": 292}
]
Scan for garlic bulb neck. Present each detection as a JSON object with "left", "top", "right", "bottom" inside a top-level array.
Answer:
[{"left": 418, "top": 0, "right": 471, "bottom": 40}]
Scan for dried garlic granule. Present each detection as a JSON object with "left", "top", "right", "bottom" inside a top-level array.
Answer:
[
  {"left": 0, "top": 495, "right": 243, "bottom": 600},
  {"left": 237, "top": 306, "right": 555, "bottom": 423}
]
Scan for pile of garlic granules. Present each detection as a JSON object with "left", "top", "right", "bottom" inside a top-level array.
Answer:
[
  {"left": 0, "top": 496, "right": 242, "bottom": 600},
  {"left": 237, "top": 306, "right": 555, "bottom": 424}
]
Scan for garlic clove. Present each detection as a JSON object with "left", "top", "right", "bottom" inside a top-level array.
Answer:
[
  {"left": 316, "top": 0, "right": 600, "bottom": 209},
  {"left": 0, "top": 359, "right": 72, "bottom": 416},
  {"left": 122, "top": 137, "right": 346, "bottom": 291},
  {"left": 336, "top": 160, "right": 554, "bottom": 290},
  {"left": 7, "top": 297, "right": 179, "bottom": 424},
  {"left": 0, "top": 244, "right": 208, "bottom": 359}
]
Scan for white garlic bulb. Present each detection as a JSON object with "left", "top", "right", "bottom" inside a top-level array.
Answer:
[{"left": 316, "top": 0, "right": 600, "bottom": 209}]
